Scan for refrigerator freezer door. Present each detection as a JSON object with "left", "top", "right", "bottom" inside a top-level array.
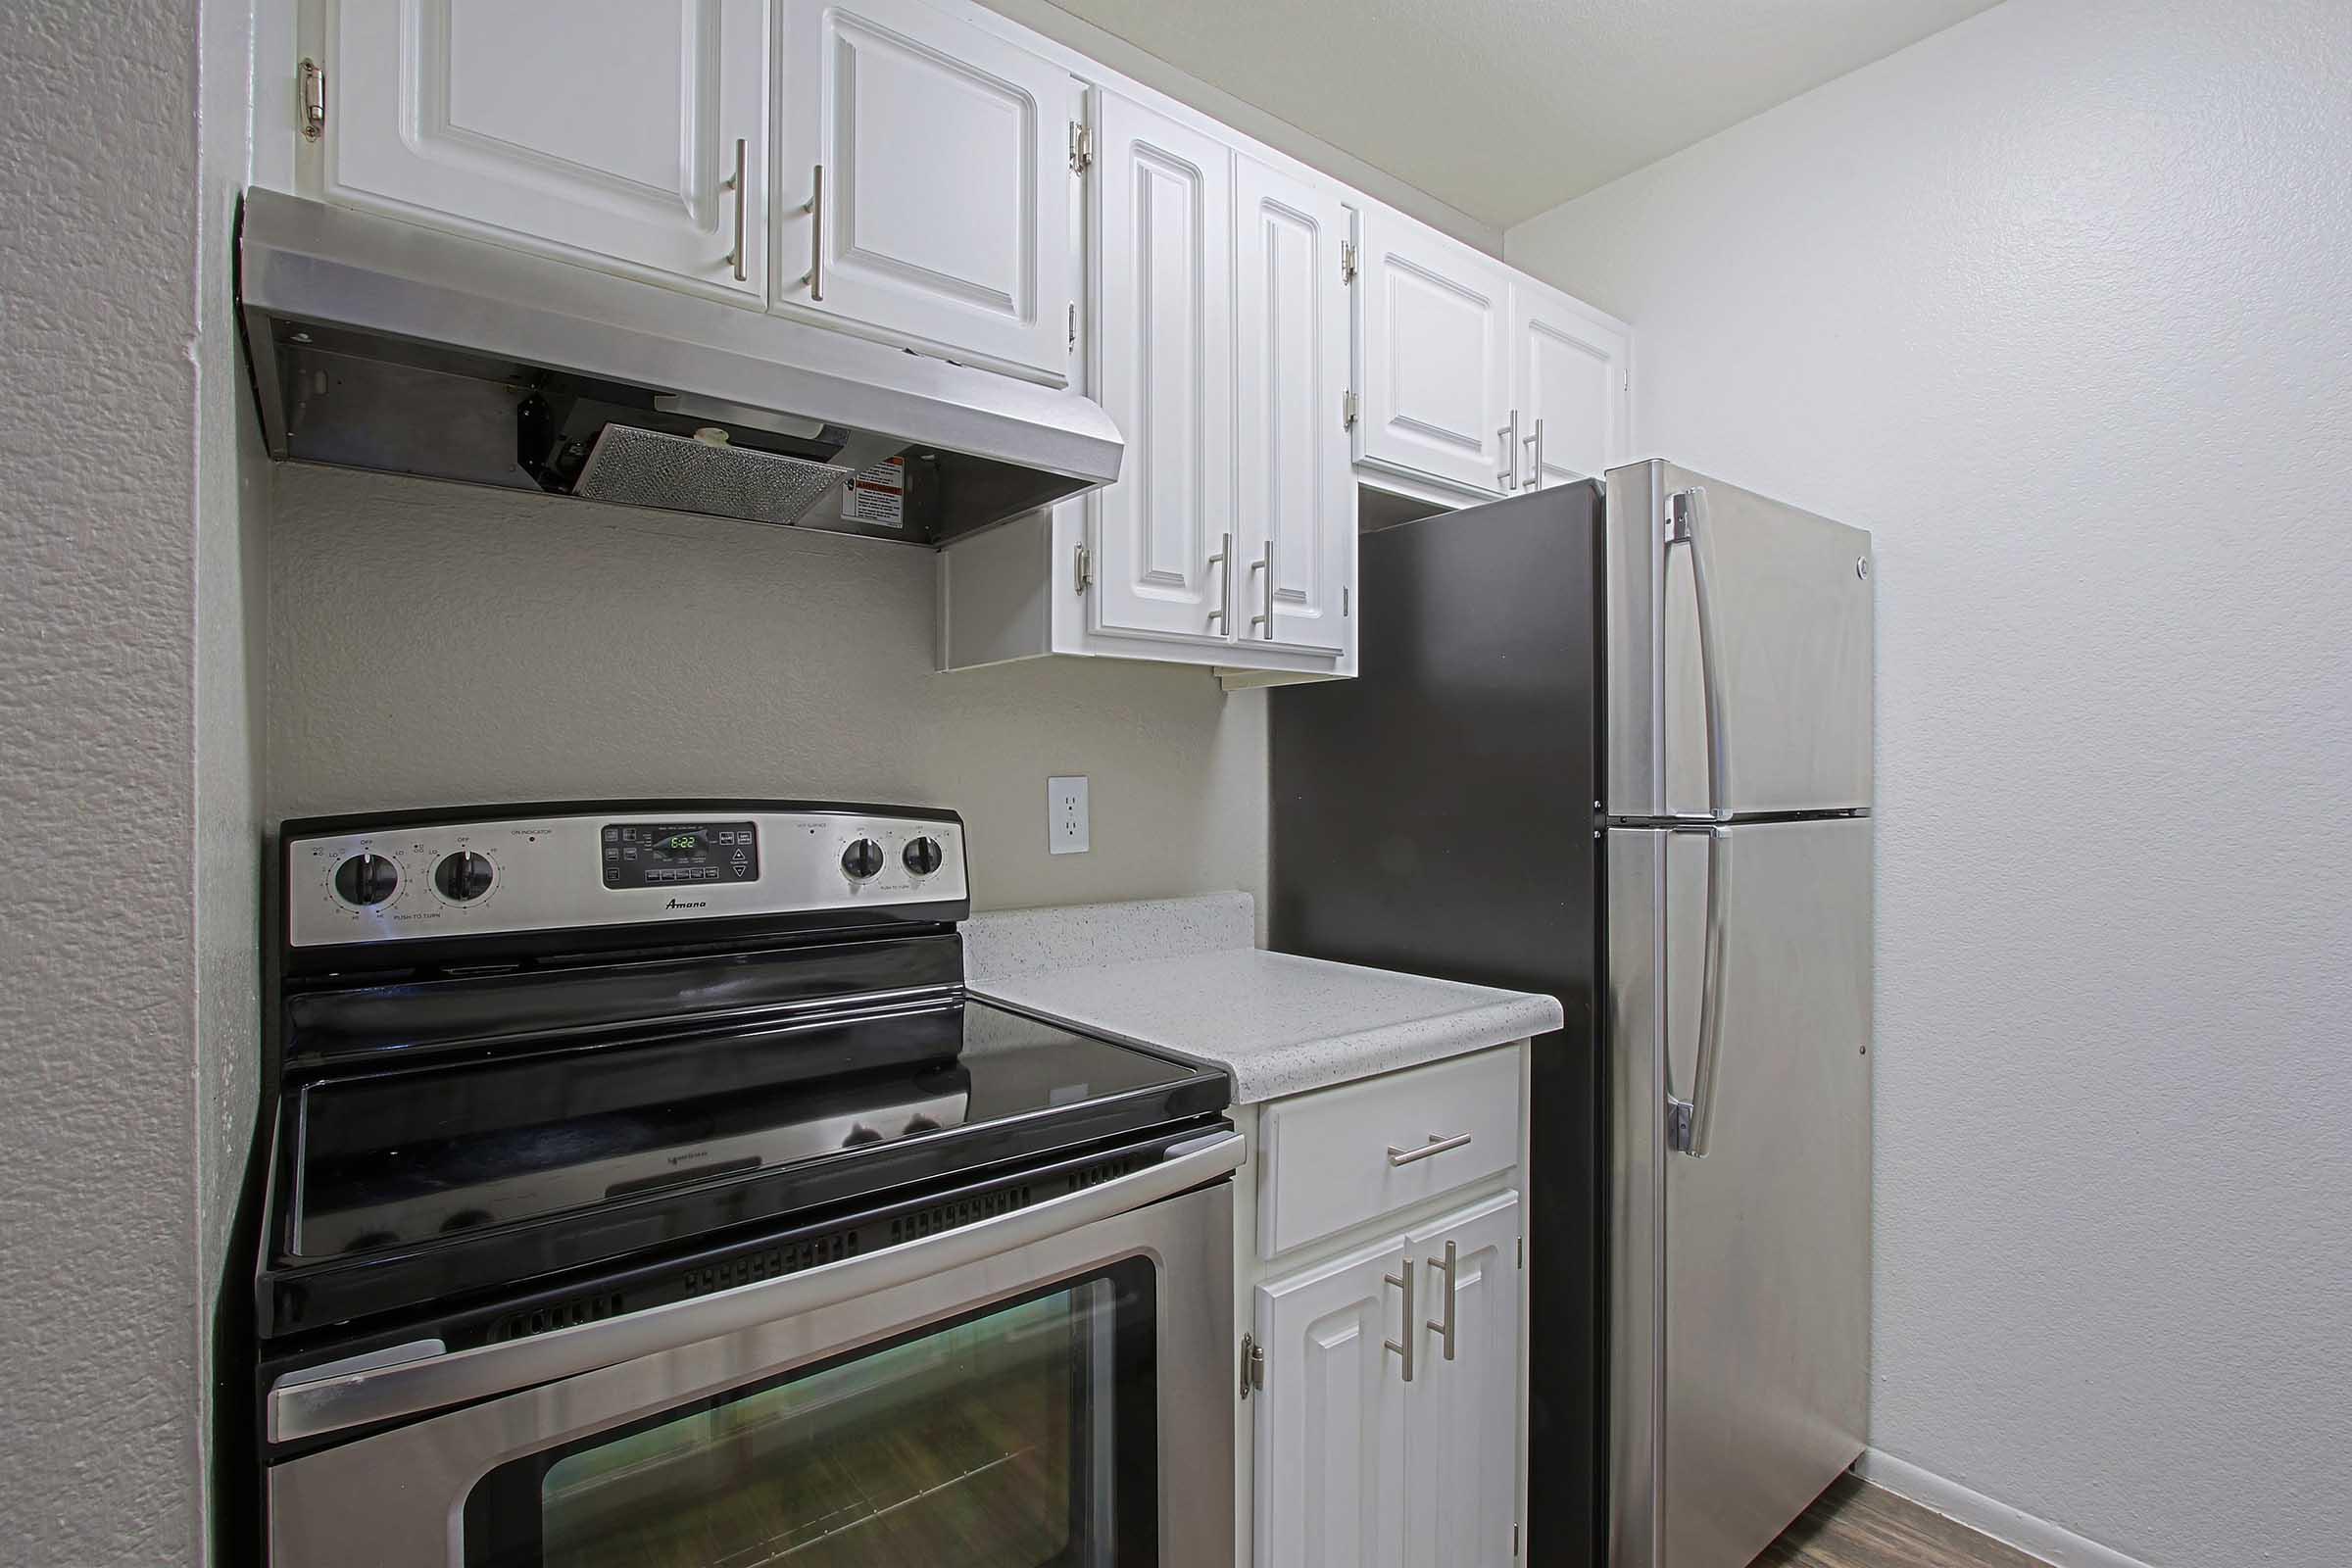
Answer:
[
  {"left": 1604, "top": 461, "right": 1874, "bottom": 819},
  {"left": 1607, "top": 818, "right": 1873, "bottom": 1568}
]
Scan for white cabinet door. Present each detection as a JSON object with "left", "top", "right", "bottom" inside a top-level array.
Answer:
[
  {"left": 1403, "top": 1191, "right": 1524, "bottom": 1568},
  {"left": 1355, "top": 203, "right": 1514, "bottom": 496},
  {"left": 778, "top": 0, "right": 1074, "bottom": 381},
  {"left": 1256, "top": 1235, "right": 1410, "bottom": 1568},
  {"left": 1510, "top": 277, "right": 1632, "bottom": 487},
  {"left": 1086, "top": 93, "right": 1235, "bottom": 645},
  {"left": 1235, "top": 156, "right": 1351, "bottom": 657},
  {"left": 326, "top": 0, "right": 768, "bottom": 300}
]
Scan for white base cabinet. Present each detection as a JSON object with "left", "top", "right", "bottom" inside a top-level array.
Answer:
[{"left": 1237, "top": 1043, "right": 1533, "bottom": 1567}]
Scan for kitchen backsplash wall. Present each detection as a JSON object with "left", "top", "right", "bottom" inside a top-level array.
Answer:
[{"left": 266, "top": 465, "right": 1267, "bottom": 914}]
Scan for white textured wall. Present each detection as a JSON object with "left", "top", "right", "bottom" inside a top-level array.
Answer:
[
  {"left": 1507, "top": 2, "right": 2352, "bottom": 1564},
  {"left": 195, "top": 0, "right": 268, "bottom": 1559},
  {"left": 267, "top": 467, "right": 1266, "bottom": 915},
  {"left": 0, "top": 1, "right": 206, "bottom": 1561}
]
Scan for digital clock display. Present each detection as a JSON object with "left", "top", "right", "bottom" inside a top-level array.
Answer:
[{"left": 602, "top": 821, "right": 759, "bottom": 891}]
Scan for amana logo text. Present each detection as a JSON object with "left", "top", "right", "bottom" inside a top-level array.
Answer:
[{"left": 664, "top": 898, "right": 708, "bottom": 910}]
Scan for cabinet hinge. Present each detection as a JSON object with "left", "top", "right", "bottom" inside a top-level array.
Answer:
[
  {"left": 1072, "top": 542, "right": 1094, "bottom": 595},
  {"left": 1343, "top": 587, "right": 1350, "bottom": 616},
  {"left": 1342, "top": 389, "right": 1359, "bottom": 430},
  {"left": 1517, "top": 1236, "right": 1525, "bottom": 1268},
  {"left": 299, "top": 57, "right": 326, "bottom": 142},
  {"left": 1340, "top": 239, "right": 1358, "bottom": 284},
  {"left": 1514, "top": 1523, "right": 1522, "bottom": 1556},
  {"left": 1068, "top": 302, "right": 1077, "bottom": 350},
  {"left": 1069, "top": 121, "right": 1094, "bottom": 174},
  {"left": 1239, "top": 1332, "right": 1266, "bottom": 1399}
]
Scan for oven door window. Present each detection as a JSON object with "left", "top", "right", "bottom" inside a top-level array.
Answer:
[{"left": 462, "top": 1258, "right": 1155, "bottom": 1567}]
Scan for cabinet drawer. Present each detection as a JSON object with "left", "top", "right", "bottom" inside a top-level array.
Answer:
[{"left": 1257, "top": 1046, "right": 1520, "bottom": 1258}]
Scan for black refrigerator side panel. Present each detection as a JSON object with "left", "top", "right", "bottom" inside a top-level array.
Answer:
[{"left": 1269, "top": 483, "right": 1606, "bottom": 1568}]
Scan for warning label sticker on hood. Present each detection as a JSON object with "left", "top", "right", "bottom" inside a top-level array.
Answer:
[{"left": 841, "top": 457, "right": 906, "bottom": 528}]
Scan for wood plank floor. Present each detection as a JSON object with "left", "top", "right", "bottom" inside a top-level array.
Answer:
[{"left": 1759, "top": 1476, "right": 2051, "bottom": 1568}]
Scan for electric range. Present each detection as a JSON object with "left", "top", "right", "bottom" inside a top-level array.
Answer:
[{"left": 251, "top": 800, "right": 1240, "bottom": 1568}]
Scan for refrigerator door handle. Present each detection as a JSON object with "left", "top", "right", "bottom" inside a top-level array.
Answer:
[
  {"left": 1666, "top": 487, "right": 1730, "bottom": 821},
  {"left": 1667, "top": 826, "right": 1730, "bottom": 1158}
]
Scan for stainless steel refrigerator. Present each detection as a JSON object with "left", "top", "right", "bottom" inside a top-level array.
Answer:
[{"left": 1270, "top": 459, "right": 1874, "bottom": 1568}]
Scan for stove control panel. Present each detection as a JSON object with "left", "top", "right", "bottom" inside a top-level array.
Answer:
[{"left": 286, "top": 808, "right": 966, "bottom": 949}]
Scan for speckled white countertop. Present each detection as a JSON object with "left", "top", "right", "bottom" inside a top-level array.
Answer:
[{"left": 962, "top": 896, "right": 1563, "bottom": 1103}]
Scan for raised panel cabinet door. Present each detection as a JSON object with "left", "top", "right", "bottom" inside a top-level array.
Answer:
[
  {"left": 778, "top": 0, "right": 1074, "bottom": 382},
  {"left": 1403, "top": 1191, "right": 1523, "bottom": 1568},
  {"left": 1255, "top": 1236, "right": 1410, "bottom": 1568},
  {"left": 1085, "top": 93, "right": 1235, "bottom": 644},
  {"left": 1235, "top": 156, "right": 1351, "bottom": 658},
  {"left": 1511, "top": 278, "right": 1631, "bottom": 487},
  {"left": 1356, "top": 203, "right": 1513, "bottom": 496},
  {"left": 326, "top": 0, "right": 768, "bottom": 299}
]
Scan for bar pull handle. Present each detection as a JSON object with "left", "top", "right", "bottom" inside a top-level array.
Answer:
[
  {"left": 1496, "top": 408, "right": 1520, "bottom": 490},
  {"left": 804, "top": 164, "right": 825, "bottom": 301},
  {"left": 1425, "top": 1240, "right": 1458, "bottom": 1361},
  {"left": 1387, "top": 1131, "right": 1472, "bottom": 1166},
  {"left": 1666, "top": 826, "right": 1731, "bottom": 1159},
  {"left": 1524, "top": 417, "right": 1544, "bottom": 489},
  {"left": 1383, "top": 1254, "right": 1416, "bottom": 1383},
  {"left": 724, "top": 137, "right": 748, "bottom": 282},
  {"left": 1249, "top": 543, "right": 1273, "bottom": 635},
  {"left": 1665, "top": 487, "right": 1728, "bottom": 820},
  {"left": 1206, "top": 531, "right": 1231, "bottom": 631}
]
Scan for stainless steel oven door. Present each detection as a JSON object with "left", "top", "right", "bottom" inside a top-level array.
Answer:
[{"left": 270, "top": 1129, "right": 1241, "bottom": 1568}]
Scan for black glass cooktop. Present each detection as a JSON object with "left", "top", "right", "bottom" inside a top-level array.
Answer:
[{"left": 290, "top": 1001, "right": 1199, "bottom": 1260}]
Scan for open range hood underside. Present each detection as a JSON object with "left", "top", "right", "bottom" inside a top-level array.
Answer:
[{"left": 236, "top": 189, "right": 1122, "bottom": 546}]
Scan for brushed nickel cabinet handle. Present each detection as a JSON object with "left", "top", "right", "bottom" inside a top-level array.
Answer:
[
  {"left": 1383, "top": 1255, "right": 1416, "bottom": 1383},
  {"left": 1387, "top": 1131, "right": 1472, "bottom": 1166},
  {"left": 805, "top": 164, "right": 825, "bottom": 301},
  {"left": 1249, "top": 544, "right": 1272, "bottom": 634},
  {"left": 725, "top": 137, "right": 748, "bottom": 282},
  {"left": 1426, "top": 1239, "right": 1458, "bottom": 1361},
  {"left": 1497, "top": 408, "right": 1520, "bottom": 490},
  {"left": 1524, "top": 417, "right": 1544, "bottom": 490},
  {"left": 1206, "top": 531, "right": 1232, "bottom": 631}
]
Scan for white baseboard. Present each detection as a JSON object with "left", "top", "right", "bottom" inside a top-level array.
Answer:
[{"left": 1854, "top": 1449, "right": 2154, "bottom": 1568}]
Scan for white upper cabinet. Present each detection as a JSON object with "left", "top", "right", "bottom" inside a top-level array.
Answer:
[
  {"left": 324, "top": 0, "right": 769, "bottom": 299},
  {"left": 1510, "top": 276, "right": 1632, "bottom": 486},
  {"left": 1354, "top": 202, "right": 1515, "bottom": 497},
  {"left": 1085, "top": 92, "right": 1235, "bottom": 645},
  {"left": 777, "top": 0, "right": 1076, "bottom": 383},
  {"left": 1402, "top": 1192, "right": 1524, "bottom": 1568},
  {"left": 1236, "top": 156, "right": 1353, "bottom": 656},
  {"left": 1254, "top": 1236, "right": 1410, "bottom": 1568}
]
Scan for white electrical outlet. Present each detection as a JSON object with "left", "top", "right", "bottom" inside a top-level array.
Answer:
[{"left": 1049, "top": 776, "right": 1090, "bottom": 855}]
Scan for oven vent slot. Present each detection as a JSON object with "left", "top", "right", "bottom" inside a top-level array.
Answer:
[
  {"left": 488, "top": 1292, "right": 624, "bottom": 1343},
  {"left": 889, "top": 1184, "right": 1034, "bottom": 1246},
  {"left": 1063, "top": 1152, "right": 1147, "bottom": 1192},
  {"left": 679, "top": 1232, "right": 860, "bottom": 1298}
]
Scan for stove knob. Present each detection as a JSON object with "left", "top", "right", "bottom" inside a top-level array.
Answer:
[
  {"left": 433, "top": 851, "right": 495, "bottom": 903},
  {"left": 903, "top": 836, "right": 945, "bottom": 876},
  {"left": 333, "top": 853, "right": 400, "bottom": 907},
  {"left": 841, "top": 838, "right": 885, "bottom": 880}
]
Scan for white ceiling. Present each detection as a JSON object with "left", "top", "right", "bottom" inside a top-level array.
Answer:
[{"left": 1032, "top": 0, "right": 2004, "bottom": 228}]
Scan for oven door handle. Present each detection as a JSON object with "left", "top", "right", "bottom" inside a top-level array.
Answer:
[{"left": 268, "top": 1126, "right": 1245, "bottom": 1445}]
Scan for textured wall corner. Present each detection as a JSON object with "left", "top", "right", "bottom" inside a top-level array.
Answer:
[
  {"left": 0, "top": 1, "right": 207, "bottom": 1562},
  {"left": 1506, "top": 2, "right": 2352, "bottom": 1564}
]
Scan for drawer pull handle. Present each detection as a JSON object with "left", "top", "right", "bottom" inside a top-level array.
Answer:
[{"left": 1387, "top": 1131, "right": 1473, "bottom": 1167}]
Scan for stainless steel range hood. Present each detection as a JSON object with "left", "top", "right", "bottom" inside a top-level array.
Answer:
[{"left": 235, "top": 189, "right": 1121, "bottom": 544}]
